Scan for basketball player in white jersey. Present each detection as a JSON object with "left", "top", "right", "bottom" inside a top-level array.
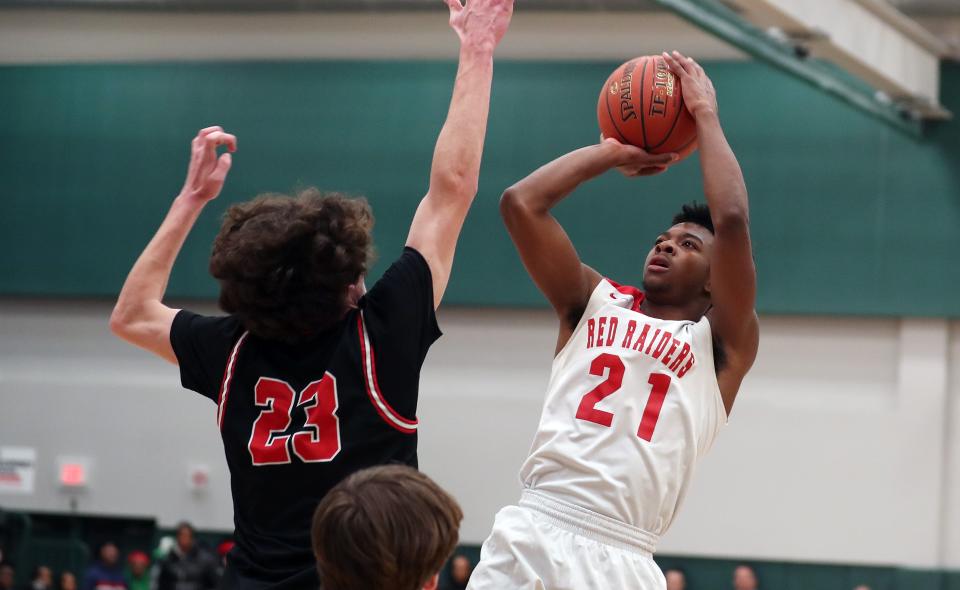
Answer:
[{"left": 467, "top": 51, "right": 758, "bottom": 589}]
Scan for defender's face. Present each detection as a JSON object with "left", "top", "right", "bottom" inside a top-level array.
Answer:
[{"left": 642, "top": 223, "right": 712, "bottom": 299}]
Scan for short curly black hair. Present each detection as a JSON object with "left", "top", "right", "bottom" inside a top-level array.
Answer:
[
  {"left": 672, "top": 201, "right": 714, "bottom": 233},
  {"left": 209, "top": 189, "right": 375, "bottom": 344}
]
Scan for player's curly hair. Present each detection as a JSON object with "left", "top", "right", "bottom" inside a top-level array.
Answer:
[
  {"left": 672, "top": 201, "right": 714, "bottom": 233},
  {"left": 209, "top": 188, "right": 375, "bottom": 344}
]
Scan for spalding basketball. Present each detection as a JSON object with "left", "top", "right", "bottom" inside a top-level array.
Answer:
[{"left": 598, "top": 55, "right": 698, "bottom": 159}]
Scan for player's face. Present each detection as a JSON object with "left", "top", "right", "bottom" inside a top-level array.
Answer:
[{"left": 641, "top": 222, "right": 712, "bottom": 301}]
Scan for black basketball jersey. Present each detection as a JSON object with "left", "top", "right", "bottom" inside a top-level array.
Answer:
[{"left": 170, "top": 248, "right": 441, "bottom": 589}]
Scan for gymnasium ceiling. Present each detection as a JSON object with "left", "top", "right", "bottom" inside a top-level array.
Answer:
[
  {"left": 0, "top": 0, "right": 956, "bottom": 52},
  {"left": 0, "top": 0, "right": 955, "bottom": 14},
  {"left": 0, "top": 0, "right": 956, "bottom": 61}
]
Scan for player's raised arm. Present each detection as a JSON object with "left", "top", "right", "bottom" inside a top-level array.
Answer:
[
  {"left": 109, "top": 126, "right": 236, "bottom": 363},
  {"left": 500, "top": 141, "right": 676, "bottom": 349},
  {"left": 405, "top": 0, "right": 513, "bottom": 308},
  {"left": 663, "top": 51, "right": 759, "bottom": 409}
]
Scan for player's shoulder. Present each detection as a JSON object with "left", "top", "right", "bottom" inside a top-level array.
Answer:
[
  {"left": 174, "top": 308, "right": 244, "bottom": 336},
  {"left": 171, "top": 309, "right": 248, "bottom": 359},
  {"left": 362, "top": 247, "right": 433, "bottom": 300}
]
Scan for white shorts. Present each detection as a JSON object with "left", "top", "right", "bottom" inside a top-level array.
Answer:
[{"left": 467, "top": 490, "right": 666, "bottom": 590}]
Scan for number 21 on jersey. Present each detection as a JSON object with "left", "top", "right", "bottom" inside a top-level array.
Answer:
[
  {"left": 575, "top": 353, "right": 671, "bottom": 442},
  {"left": 248, "top": 373, "right": 342, "bottom": 466}
]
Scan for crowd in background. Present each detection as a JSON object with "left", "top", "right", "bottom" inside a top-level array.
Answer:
[
  {"left": 0, "top": 522, "right": 231, "bottom": 590},
  {"left": 2, "top": 546, "right": 882, "bottom": 590},
  {"left": 663, "top": 564, "right": 875, "bottom": 590}
]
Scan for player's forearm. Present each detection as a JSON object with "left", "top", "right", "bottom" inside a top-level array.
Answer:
[
  {"left": 695, "top": 111, "right": 749, "bottom": 228},
  {"left": 427, "top": 45, "right": 495, "bottom": 206},
  {"left": 504, "top": 142, "right": 621, "bottom": 214},
  {"left": 111, "top": 194, "right": 205, "bottom": 329}
]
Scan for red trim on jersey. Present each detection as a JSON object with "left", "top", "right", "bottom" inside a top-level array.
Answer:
[
  {"left": 217, "top": 331, "right": 249, "bottom": 431},
  {"left": 357, "top": 313, "right": 418, "bottom": 434},
  {"left": 605, "top": 279, "right": 645, "bottom": 313}
]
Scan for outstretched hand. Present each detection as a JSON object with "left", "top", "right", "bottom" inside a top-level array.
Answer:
[
  {"left": 602, "top": 137, "right": 677, "bottom": 177},
  {"left": 180, "top": 126, "right": 237, "bottom": 202},
  {"left": 445, "top": 0, "right": 514, "bottom": 52},
  {"left": 662, "top": 51, "right": 718, "bottom": 118}
]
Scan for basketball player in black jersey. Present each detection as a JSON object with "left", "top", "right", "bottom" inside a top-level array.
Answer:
[{"left": 109, "top": 0, "right": 514, "bottom": 587}]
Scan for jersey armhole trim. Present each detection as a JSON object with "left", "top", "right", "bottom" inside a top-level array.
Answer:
[
  {"left": 358, "top": 312, "right": 419, "bottom": 434},
  {"left": 217, "top": 331, "right": 250, "bottom": 430},
  {"left": 697, "top": 316, "right": 729, "bottom": 430},
  {"left": 553, "top": 279, "right": 614, "bottom": 365}
]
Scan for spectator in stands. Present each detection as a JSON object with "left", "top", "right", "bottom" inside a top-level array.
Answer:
[
  {"left": 59, "top": 572, "right": 77, "bottom": 590},
  {"left": 81, "top": 542, "right": 127, "bottom": 590},
  {"left": 156, "top": 522, "right": 218, "bottom": 590},
  {"left": 733, "top": 564, "right": 759, "bottom": 590},
  {"left": 124, "top": 552, "right": 150, "bottom": 590},
  {"left": 440, "top": 554, "right": 472, "bottom": 590},
  {"left": 0, "top": 563, "right": 14, "bottom": 590},
  {"left": 213, "top": 541, "right": 233, "bottom": 583},
  {"left": 29, "top": 566, "right": 53, "bottom": 590},
  {"left": 664, "top": 567, "right": 687, "bottom": 590},
  {"left": 853, "top": 586, "right": 871, "bottom": 590}
]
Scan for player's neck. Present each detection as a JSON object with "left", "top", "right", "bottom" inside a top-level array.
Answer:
[{"left": 638, "top": 297, "right": 710, "bottom": 322}]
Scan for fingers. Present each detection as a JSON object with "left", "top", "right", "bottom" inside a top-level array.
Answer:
[
  {"left": 203, "top": 131, "right": 238, "bottom": 153},
  {"left": 664, "top": 50, "right": 706, "bottom": 80},
  {"left": 193, "top": 126, "right": 236, "bottom": 152},
  {"left": 620, "top": 144, "right": 677, "bottom": 165},
  {"left": 193, "top": 125, "right": 223, "bottom": 147},
  {"left": 661, "top": 51, "right": 687, "bottom": 78},
  {"left": 211, "top": 152, "right": 232, "bottom": 181},
  {"left": 681, "top": 51, "right": 705, "bottom": 75},
  {"left": 619, "top": 165, "right": 667, "bottom": 178},
  {"left": 639, "top": 165, "right": 669, "bottom": 177},
  {"left": 444, "top": 0, "right": 463, "bottom": 12},
  {"left": 618, "top": 159, "right": 673, "bottom": 177},
  {"left": 646, "top": 152, "right": 678, "bottom": 166}
]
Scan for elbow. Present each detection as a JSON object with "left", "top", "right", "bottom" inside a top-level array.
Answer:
[
  {"left": 711, "top": 203, "right": 750, "bottom": 234},
  {"left": 109, "top": 308, "right": 128, "bottom": 339},
  {"left": 430, "top": 170, "right": 478, "bottom": 203},
  {"left": 499, "top": 186, "right": 519, "bottom": 216},
  {"left": 499, "top": 186, "right": 526, "bottom": 225},
  {"left": 109, "top": 304, "right": 136, "bottom": 341}
]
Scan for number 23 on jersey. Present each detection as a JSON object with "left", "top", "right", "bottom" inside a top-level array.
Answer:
[{"left": 248, "top": 373, "right": 342, "bottom": 466}]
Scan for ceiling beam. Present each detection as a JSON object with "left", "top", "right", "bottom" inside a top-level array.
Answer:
[
  {"left": 724, "top": 0, "right": 949, "bottom": 119},
  {"left": 651, "top": 0, "right": 950, "bottom": 135}
]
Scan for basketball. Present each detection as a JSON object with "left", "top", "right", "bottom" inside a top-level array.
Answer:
[{"left": 598, "top": 55, "right": 698, "bottom": 159}]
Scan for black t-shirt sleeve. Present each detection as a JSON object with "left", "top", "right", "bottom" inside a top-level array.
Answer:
[
  {"left": 360, "top": 247, "right": 442, "bottom": 418},
  {"left": 169, "top": 309, "right": 245, "bottom": 402}
]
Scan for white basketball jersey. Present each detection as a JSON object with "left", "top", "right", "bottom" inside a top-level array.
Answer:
[{"left": 519, "top": 278, "right": 726, "bottom": 536}]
